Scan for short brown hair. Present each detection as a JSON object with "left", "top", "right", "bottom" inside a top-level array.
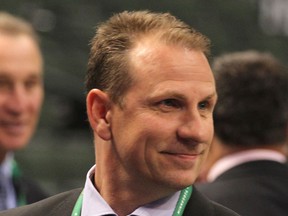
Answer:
[
  {"left": 213, "top": 50, "right": 288, "bottom": 146},
  {"left": 0, "top": 11, "right": 38, "bottom": 43},
  {"left": 86, "top": 10, "right": 210, "bottom": 104}
]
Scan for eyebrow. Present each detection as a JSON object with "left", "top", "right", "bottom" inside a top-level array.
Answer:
[
  {"left": 204, "top": 92, "right": 217, "bottom": 100},
  {"left": 151, "top": 91, "right": 186, "bottom": 100},
  {"left": 27, "top": 74, "right": 42, "bottom": 79},
  {"left": 202, "top": 92, "right": 218, "bottom": 103},
  {"left": 0, "top": 73, "right": 42, "bottom": 81},
  {"left": 0, "top": 73, "right": 9, "bottom": 78},
  {"left": 0, "top": 75, "right": 11, "bottom": 81},
  {"left": 150, "top": 90, "right": 217, "bottom": 102}
]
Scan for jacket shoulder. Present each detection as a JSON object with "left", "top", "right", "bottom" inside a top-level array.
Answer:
[
  {"left": 13, "top": 175, "right": 49, "bottom": 204},
  {"left": 184, "top": 187, "right": 239, "bottom": 216},
  {"left": 0, "top": 188, "right": 82, "bottom": 216}
]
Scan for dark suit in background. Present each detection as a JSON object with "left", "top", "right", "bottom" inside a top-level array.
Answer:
[
  {"left": 197, "top": 160, "right": 288, "bottom": 216},
  {"left": 13, "top": 175, "right": 48, "bottom": 205},
  {"left": 196, "top": 51, "right": 288, "bottom": 216}
]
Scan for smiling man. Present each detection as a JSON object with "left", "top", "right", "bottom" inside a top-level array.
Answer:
[
  {"left": 0, "top": 12, "right": 47, "bottom": 210},
  {"left": 0, "top": 11, "right": 238, "bottom": 216}
]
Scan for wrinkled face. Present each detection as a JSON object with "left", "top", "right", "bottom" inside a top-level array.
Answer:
[
  {"left": 0, "top": 34, "right": 43, "bottom": 152},
  {"left": 108, "top": 40, "right": 217, "bottom": 190}
]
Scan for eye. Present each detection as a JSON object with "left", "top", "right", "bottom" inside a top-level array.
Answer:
[
  {"left": 0, "top": 78, "right": 12, "bottom": 92},
  {"left": 25, "top": 77, "right": 42, "bottom": 90},
  {"left": 156, "top": 99, "right": 183, "bottom": 112},
  {"left": 25, "top": 80, "right": 36, "bottom": 89},
  {"left": 198, "top": 100, "right": 209, "bottom": 110}
]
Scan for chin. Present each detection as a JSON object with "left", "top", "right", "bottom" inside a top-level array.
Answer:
[
  {"left": 2, "top": 139, "right": 29, "bottom": 151},
  {"left": 163, "top": 174, "right": 197, "bottom": 190}
]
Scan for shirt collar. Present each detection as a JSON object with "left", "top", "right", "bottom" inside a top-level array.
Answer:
[
  {"left": 0, "top": 152, "right": 17, "bottom": 209},
  {"left": 81, "top": 165, "right": 180, "bottom": 216},
  {"left": 207, "top": 149, "right": 287, "bottom": 182},
  {"left": 0, "top": 152, "right": 14, "bottom": 179}
]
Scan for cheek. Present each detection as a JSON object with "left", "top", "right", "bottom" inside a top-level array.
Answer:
[
  {"left": 112, "top": 110, "right": 177, "bottom": 157},
  {"left": 202, "top": 117, "right": 214, "bottom": 141},
  {"left": 29, "top": 90, "right": 44, "bottom": 113},
  {"left": 208, "top": 120, "right": 215, "bottom": 141},
  {"left": 113, "top": 122, "right": 157, "bottom": 166}
]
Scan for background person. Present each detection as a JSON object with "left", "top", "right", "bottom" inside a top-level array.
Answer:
[
  {"left": 0, "top": 10, "right": 238, "bottom": 216},
  {"left": 196, "top": 50, "right": 288, "bottom": 216},
  {"left": 0, "top": 12, "right": 47, "bottom": 210}
]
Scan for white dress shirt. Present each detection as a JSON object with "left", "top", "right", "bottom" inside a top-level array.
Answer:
[
  {"left": 0, "top": 153, "right": 17, "bottom": 209},
  {"left": 207, "top": 149, "right": 287, "bottom": 182},
  {"left": 81, "top": 165, "right": 181, "bottom": 216}
]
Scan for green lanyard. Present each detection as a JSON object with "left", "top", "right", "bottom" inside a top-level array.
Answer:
[
  {"left": 71, "top": 186, "right": 192, "bottom": 216},
  {"left": 173, "top": 186, "right": 192, "bottom": 216},
  {"left": 71, "top": 191, "right": 83, "bottom": 216},
  {"left": 12, "top": 160, "right": 27, "bottom": 206}
]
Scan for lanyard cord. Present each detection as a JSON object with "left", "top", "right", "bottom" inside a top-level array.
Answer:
[
  {"left": 172, "top": 186, "right": 192, "bottom": 216},
  {"left": 12, "top": 160, "right": 26, "bottom": 206},
  {"left": 71, "top": 191, "right": 83, "bottom": 216},
  {"left": 71, "top": 186, "right": 192, "bottom": 216}
]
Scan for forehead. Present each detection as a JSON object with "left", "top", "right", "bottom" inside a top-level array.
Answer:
[
  {"left": 129, "top": 39, "right": 215, "bottom": 89},
  {"left": 0, "top": 34, "right": 43, "bottom": 78}
]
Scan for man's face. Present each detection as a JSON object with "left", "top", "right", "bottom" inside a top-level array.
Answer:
[
  {"left": 0, "top": 34, "right": 43, "bottom": 152},
  {"left": 108, "top": 40, "right": 216, "bottom": 191}
]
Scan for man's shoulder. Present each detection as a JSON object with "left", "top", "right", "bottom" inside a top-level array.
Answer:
[
  {"left": 13, "top": 175, "right": 49, "bottom": 203},
  {"left": 196, "top": 160, "right": 288, "bottom": 195},
  {"left": 0, "top": 188, "right": 82, "bottom": 216},
  {"left": 207, "top": 200, "right": 240, "bottom": 216},
  {"left": 184, "top": 187, "right": 239, "bottom": 216},
  {"left": 0, "top": 187, "right": 239, "bottom": 216}
]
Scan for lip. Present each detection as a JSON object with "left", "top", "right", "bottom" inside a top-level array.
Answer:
[
  {"left": 0, "top": 120, "right": 27, "bottom": 135},
  {"left": 160, "top": 151, "right": 204, "bottom": 169},
  {"left": 160, "top": 150, "right": 205, "bottom": 162},
  {"left": 163, "top": 151, "right": 203, "bottom": 159}
]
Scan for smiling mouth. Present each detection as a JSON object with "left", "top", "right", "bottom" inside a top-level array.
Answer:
[
  {"left": 159, "top": 151, "right": 204, "bottom": 169},
  {"left": 0, "top": 121, "right": 27, "bottom": 135},
  {"left": 161, "top": 151, "right": 205, "bottom": 160}
]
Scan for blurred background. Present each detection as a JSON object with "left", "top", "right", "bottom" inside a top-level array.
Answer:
[{"left": 1, "top": 0, "right": 288, "bottom": 195}]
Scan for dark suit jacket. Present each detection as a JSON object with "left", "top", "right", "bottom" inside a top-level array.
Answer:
[
  {"left": 13, "top": 175, "right": 48, "bottom": 205},
  {"left": 196, "top": 160, "right": 288, "bottom": 216},
  {"left": 0, "top": 187, "right": 239, "bottom": 216}
]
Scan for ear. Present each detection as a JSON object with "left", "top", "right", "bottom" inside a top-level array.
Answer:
[{"left": 86, "top": 89, "right": 111, "bottom": 140}]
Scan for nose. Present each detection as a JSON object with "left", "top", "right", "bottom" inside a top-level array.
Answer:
[
  {"left": 4, "top": 84, "right": 28, "bottom": 114},
  {"left": 177, "top": 110, "right": 208, "bottom": 144}
]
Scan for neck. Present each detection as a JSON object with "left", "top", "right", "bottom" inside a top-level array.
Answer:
[
  {"left": 212, "top": 136, "right": 287, "bottom": 157},
  {"left": 95, "top": 171, "right": 176, "bottom": 216},
  {"left": 95, "top": 159, "right": 176, "bottom": 216},
  {"left": 223, "top": 143, "right": 287, "bottom": 156},
  {"left": 0, "top": 150, "right": 7, "bottom": 164},
  {"left": 94, "top": 139, "right": 178, "bottom": 215},
  {"left": 197, "top": 137, "right": 287, "bottom": 182}
]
